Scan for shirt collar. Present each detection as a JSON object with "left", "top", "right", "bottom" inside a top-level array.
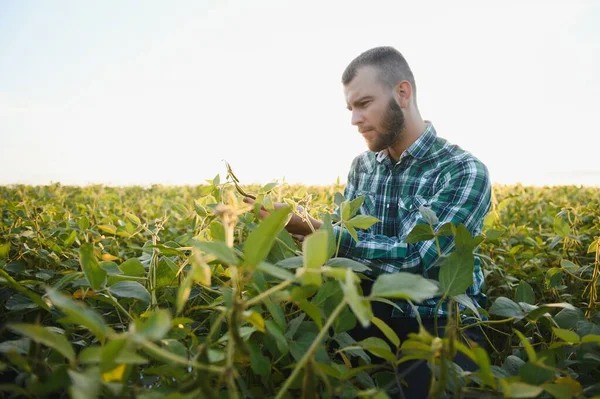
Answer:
[{"left": 376, "top": 121, "right": 437, "bottom": 164}]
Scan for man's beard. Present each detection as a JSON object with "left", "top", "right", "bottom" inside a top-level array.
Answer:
[{"left": 370, "top": 97, "right": 406, "bottom": 152}]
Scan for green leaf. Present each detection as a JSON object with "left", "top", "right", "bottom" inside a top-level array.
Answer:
[
  {"left": 6, "top": 294, "right": 37, "bottom": 311},
  {"left": 8, "top": 323, "right": 75, "bottom": 362},
  {"left": 320, "top": 213, "right": 337, "bottom": 259},
  {"left": 514, "top": 329, "right": 536, "bottom": 361},
  {"left": 119, "top": 258, "right": 146, "bottom": 276},
  {"left": 276, "top": 256, "right": 304, "bottom": 269},
  {"left": 248, "top": 337, "right": 271, "bottom": 378},
  {"left": 47, "top": 290, "right": 110, "bottom": 343},
  {"left": 371, "top": 317, "right": 400, "bottom": 348},
  {"left": 303, "top": 230, "right": 329, "bottom": 269},
  {"left": 134, "top": 309, "right": 172, "bottom": 341},
  {"left": 488, "top": 297, "right": 525, "bottom": 320},
  {"left": 341, "top": 269, "right": 372, "bottom": 328},
  {"left": 515, "top": 281, "right": 535, "bottom": 305},
  {"left": 0, "top": 242, "right": 9, "bottom": 259},
  {"left": 257, "top": 262, "right": 295, "bottom": 281},
  {"left": 508, "top": 382, "right": 543, "bottom": 398},
  {"left": 554, "top": 307, "right": 585, "bottom": 329},
  {"left": 242, "top": 310, "right": 265, "bottom": 332},
  {"left": 371, "top": 272, "right": 439, "bottom": 302},
  {"left": 542, "top": 384, "right": 573, "bottom": 399},
  {"left": 418, "top": 206, "right": 439, "bottom": 225},
  {"left": 69, "top": 368, "right": 101, "bottom": 399},
  {"left": 346, "top": 215, "right": 380, "bottom": 230},
  {"left": 553, "top": 217, "right": 570, "bottom": 238},
  {"left": 588, "top": 239, "right": 599, "bottom": 254},
  {"left": 357, "top": 337, "right": 396, "bottom": 363},
  {"left": 473, "top": 346, "right": 495, "bottom": 388},
  {"left": 581, "top": 335, "right": 600, "bottom": 344},
  {"left": 437, "top": 222, "right": 455, "bottom": 237},
  {"left": 453, "top": 294, "right": 481, "bottom": 319},
  {"left": 79, "top": 243, "right": 107, "bottom": 290},
  {"left": 191, "top": 240, "right": 239, "bottom": 265},
  {"left": 0, "top": 269, "right": 50, "bottom": 311},
  {"left": 438, "top": 250, "right": 474, "bottom": 296},
  {"left": 109, "top": 281, "right": 151, "bottom": 303},
  {"left": 297, "top": 299, "right": 323, "bottom": 329},
  {"left": 345, "top": 224, "right": 359, "bottom": 243},
  {"left": 100, "top": 261, "right": 123, "bottom": 275},
  {"left": 244, "top": 207, "right": 291, "bottom": 267},
  {"left": 349, "top": 196, "right": 364, "bottom": 218},
  {"left": 176, "top": 272, "right": 193, "bottom": 314},
  {"left": 325, "top": 257, "right": 371, "bottom": 272},
  {"left": 265, "top": 319, "right": 289, "bottom": 355},
  {"left": 552, "top": 328, "right": 579, "bottom": 344},
  {"left": 560, "top": 259, "right": 579, "bottom": 273},
  {"left": 404, "top": 224, "right": 435, "bottom": 244},
  {"left": 97, "top": 224, "right": 117, "bottom": 235},
  {"left": 124, "top": 212, "right": 141, "bottom": 225}
]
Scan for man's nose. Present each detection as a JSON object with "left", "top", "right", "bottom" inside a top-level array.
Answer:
[{"left": 351, "top": 110, "right": 364, "bottom": 126}]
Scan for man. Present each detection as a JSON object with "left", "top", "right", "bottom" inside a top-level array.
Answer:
[{"left": 249, "top": 46, "right": 491, "bottom": 397}]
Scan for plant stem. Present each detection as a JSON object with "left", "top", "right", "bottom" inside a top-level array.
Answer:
[
  {"left": 246, "top": 279, "right": 293, "bottom": 308},
  {"left": 105, "top": 290, "right": 134, "bottom": 321},
  {"left": 275, "top": 298, "right": 347, "bottom": 399},
  {"left": 141, "top": 339, "right": 225, "bottom": 374}
]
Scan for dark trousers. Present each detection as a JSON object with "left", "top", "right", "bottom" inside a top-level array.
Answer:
[{"left": 349, "top": 280, "right": 485, "bottom": 399}]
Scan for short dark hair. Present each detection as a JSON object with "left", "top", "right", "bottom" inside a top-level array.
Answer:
[{"left": 342, "top": 46, "right": 416, "bottom": 98}]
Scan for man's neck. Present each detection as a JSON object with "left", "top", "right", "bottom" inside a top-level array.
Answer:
[{"left": 388, "top": 117, "right": 428, "bottom": 162}]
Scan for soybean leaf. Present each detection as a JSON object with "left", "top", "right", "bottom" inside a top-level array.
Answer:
[
  {"left": 371, "top": 317, "right": 400, "bottom": 348},
  {"left": 508, "top": 382, "right": 543, "bottom": 398},
  {"left": 438, "top": 250, "right": 474, "bottom": 297},
  {"left": 134, "top": 309, "right": 172, "bottom": 341},
  {"left": 191, "top": 240, "right": 239, "bottom": 266},
  {"left": 346, "top": 215, "right": 380, "bottom": 230},
  {"left": 79, "top": 243, "right": 106, "bottom": 290},
  {"left": 371, "top": 272, "right": 439, "bottom": 302},
  {"left": 341, "top": 269, "right": 372, "bottom": 328},
  {"left": 47, "top": 290, "right": 111, "bottom": 344},
  {"left": 419, "top": 206, "right": 439, "bottom": 225},
  {"left": 0, "top": 269, "right": 50, "bottom": 311},
  {"left": 119, "top": 258, "right": 146, "bottom": 277},
  {"left": 244, "top": 207, "right": 292, "bottom": 267},
  {"left": 109, "top": 281, "right": 150, "bottom": 303},
  {"left": 9, "top": 323, "right": 75, "bottom": 362},
  {"left": 553, "top": 217, "right": 571, "bottom": 238},
  {"left": 552, "top": 328, "right": 579, "bottom": 344},
  {"left": 325, "top": 258, "right": 371, "bottom": 272},
  {"left": 257, "top": 262, "right": 295, "bottom": 281},
  {"left": 515, "top": 281, "right": 535, "bottom": 305},
  {"left": 488, "top": 297, "right": 525, "bottom": 320},
  {"left": 303, "top": 230, "right": 329, "bottom": 269},
  {"left": 404, "top": 224, "right": 435, "bottom": 244}
]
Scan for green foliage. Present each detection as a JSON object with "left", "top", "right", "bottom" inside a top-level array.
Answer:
[{"left": 0, "top": 183, "right": 599, "bottom": 398}]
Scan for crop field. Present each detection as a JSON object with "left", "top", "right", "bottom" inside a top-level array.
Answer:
[{"left": 0, "top": 180, "right": 599, "bottom": 398}]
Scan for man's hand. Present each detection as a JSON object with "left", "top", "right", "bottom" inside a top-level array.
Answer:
[{"left": 243, "top": 197, "right": 322, "bottom": 236}]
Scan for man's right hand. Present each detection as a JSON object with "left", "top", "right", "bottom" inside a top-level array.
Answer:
[{"left": 243, "top": 197, "right": 322, "bottom": 236}]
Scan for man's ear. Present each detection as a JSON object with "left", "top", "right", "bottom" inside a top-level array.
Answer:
[{"left": 394, "top": 80, "right": 412, "bottom": 109}]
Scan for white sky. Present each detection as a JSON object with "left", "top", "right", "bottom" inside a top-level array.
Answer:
[{"left": 1, "top": 0, "right": 599, "bottom": 186}]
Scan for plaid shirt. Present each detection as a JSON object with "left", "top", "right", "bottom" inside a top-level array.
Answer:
[{"left": 333, "top": 122, "right": 491, "bottom": 319}]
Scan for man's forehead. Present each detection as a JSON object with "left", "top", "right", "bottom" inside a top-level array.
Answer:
[{"left": 344, "top": 66, "right": 386, "bottom": 103}]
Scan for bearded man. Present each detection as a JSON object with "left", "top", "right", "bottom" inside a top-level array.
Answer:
[{"left": 248, "top": 46, "right": 491, "bottom": 398}]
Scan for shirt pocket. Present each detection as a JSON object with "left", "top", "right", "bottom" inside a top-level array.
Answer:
[{"left": 355, "top": 190, "right": 377, "bottom": 216}]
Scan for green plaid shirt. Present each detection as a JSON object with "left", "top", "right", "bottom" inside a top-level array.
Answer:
[{"left": 333, "top": 122, "right": 491, "bottom": 319}]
